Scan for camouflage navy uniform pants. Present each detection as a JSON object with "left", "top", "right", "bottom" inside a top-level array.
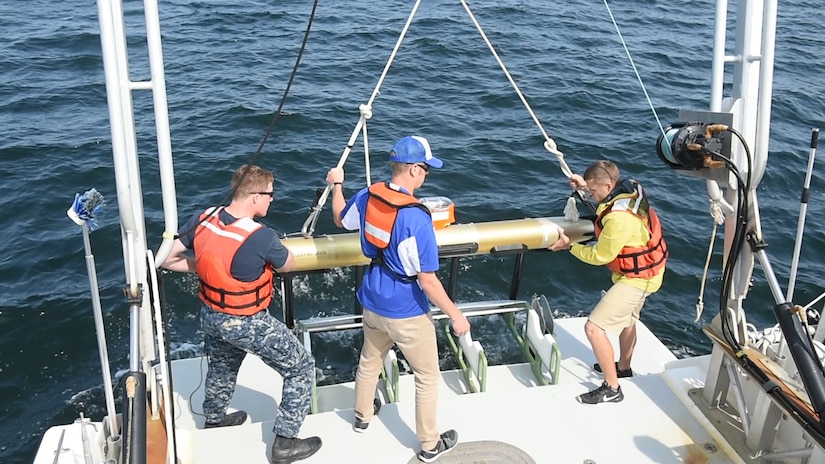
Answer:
[{"left": 200, "top": 304, "right": 314, "bottom": 437}]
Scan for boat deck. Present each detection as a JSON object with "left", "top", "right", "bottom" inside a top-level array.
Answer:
[{"left": 168, "top": 317, "right": 741, "bottom": 464}]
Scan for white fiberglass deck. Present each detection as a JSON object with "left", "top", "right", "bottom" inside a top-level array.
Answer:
[{"left": 169, "top": 317, "right": 740, "bottom": 464}]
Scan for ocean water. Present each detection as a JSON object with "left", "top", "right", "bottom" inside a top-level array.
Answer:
[{"left": 1, "top": 0, "right": 824, "bottom": 461}]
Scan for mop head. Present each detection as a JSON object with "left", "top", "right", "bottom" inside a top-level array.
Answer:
[
  {"left": 563, "top": 195, "right": 579, "bottom": 222},
  {"left": 67, "top": 188, "right": 105, "bottom": 231}
]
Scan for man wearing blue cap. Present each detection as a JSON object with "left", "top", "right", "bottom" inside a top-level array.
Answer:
[{"left": 327, "top": 135, "right": 470, "bottom": 462}]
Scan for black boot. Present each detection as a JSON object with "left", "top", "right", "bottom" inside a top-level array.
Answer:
[
  {"left": 271, "top": 435, "right": 322, "bottom": 463},
  {"left": 204, "top": 410, "right": 248, "bottom": 428}
]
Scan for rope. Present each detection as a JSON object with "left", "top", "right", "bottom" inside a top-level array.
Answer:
[
  {"left": 563, "top": 196, "right": 579, "bottom": 222},
  {"left": 176, "top": 0, "right": 320, "bottom": 241},
  {"left": 745, "top": 322, "right": 783, "bottom": 354},
  {"left": 695, "top": 220, "right": 719, "bottom": 323},
  {"left": 804, "top": 290, "right": 825, "bottom": 312},
  {"left": 361, "top": 104, "right": 373, "bottom": 187},
  {"left": 459, "top": 0, "right": 595, "bottom": 219},
  {"left": 301, "top": 0, "right": 424, "bottom": 237},
  {"left": 695, "top": 200, "right": 726, "bottom": 321},
  {"left": 458, "top": 0, "right": 575, "bottom": 180},
  {"left": 602, "top": 0, "right": 667, "bottom": 140},
  {"left": 250, "top": 0, "right": 319, "bottom": 167}
]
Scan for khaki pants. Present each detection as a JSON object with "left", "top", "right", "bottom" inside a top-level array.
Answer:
[
  {"left": 589, "top": 282, "right": 651, "bottom": 334},
  {"left": 354, "top": 309, "right": 440, "bottom": 449}
]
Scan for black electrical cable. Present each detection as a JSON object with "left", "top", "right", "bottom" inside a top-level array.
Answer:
[
  {"left": 173, "top": 0, "right": 321, "bottom": 243},
  {"left": 703, "top": 129, "right": 825, "bottom": 441}
]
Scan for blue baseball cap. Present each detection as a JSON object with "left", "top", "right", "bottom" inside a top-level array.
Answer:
[{"left": 389, "top": 135, "right": 443, "bottom": 169}]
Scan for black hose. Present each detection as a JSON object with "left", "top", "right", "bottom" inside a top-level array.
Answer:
[{"left": 121, "top": 372, "right": 147, "bottom": 464}]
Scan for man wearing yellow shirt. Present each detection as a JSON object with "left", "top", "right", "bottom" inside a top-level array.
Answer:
[{"left": 550, "top": 160, "right": 668, "bottom": 404}]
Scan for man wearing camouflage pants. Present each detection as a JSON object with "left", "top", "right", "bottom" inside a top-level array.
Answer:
[{"left": 163, "top": 164, "right": 321, "bottom": 463}]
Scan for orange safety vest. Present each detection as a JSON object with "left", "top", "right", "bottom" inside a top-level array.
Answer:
[
  {"left": 193, "top": 207, "right": 273, "bottom": 315},
  {"left": 363, "top": 182, "right": 430, "bottom": 250},
  {"left": 595, "top": 181, "right": 668, "bottom": 279}
]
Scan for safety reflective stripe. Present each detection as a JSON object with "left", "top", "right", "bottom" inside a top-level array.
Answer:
[
  {"left": 362, "top": 183, "right": 430, "bottom": 282},
  {"left": 364, "top": 221, "right": 392, "bottom": 246},
  {"left": 364, "top": 182, "right": 427, "bottom": 250},
  {"left": 199, "top": 219, "right": 246, "bottom": 242},
  {"left": 595, "top": 181, "right": 667, "bottom": 279}
]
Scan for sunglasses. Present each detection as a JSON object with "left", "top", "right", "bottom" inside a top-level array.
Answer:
[
  {"left": 254, "top": 191, "right": 275, "bottom": 197},
  {"left": 413, "top": 163, "right": 430, "bottom": 173}
]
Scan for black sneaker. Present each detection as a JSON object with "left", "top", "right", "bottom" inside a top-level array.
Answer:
[
  {"left": 593, "top": 361, "right": 633, "bottom": 378},
  {"left": 577, "top": 381, "right": 624, "bottom": 404},
  {"left": 204, "top": 410, "right": 247, "bottom": 428},
  {"left": 353, "top": 398, "right": 382, "bottom": 433},
  {"left": 417, "top": 429, "right": 458, "bottom": 462}
]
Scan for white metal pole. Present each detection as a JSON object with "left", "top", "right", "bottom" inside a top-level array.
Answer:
[
  {"left": 81, "top": 222, "right": 119, "bottom": 437},
  {"left": 786, "top": 128, "right": 820, "bottom": 301}
]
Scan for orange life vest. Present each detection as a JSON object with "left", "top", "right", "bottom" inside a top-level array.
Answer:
[
  {"left": 595, "top": 181, "right": 668, "bottom": 279},
  {"left": 362, "top": 183, "right": 431, "bottom": 282},
  {"left": 363, "top": 182, "right": 430, "bottom": 250},
  {"left": 193, "top": 207, "right": 273, "bottom": 315}
]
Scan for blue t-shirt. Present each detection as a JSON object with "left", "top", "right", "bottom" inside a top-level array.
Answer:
[
  {"left": 179, "top": 208, "right": 289, "bottom": 282},
  {"left": 341, "top": 185, "right": 439, "bottom": 318}
]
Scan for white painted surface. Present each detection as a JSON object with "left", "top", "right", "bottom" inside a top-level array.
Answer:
[{"left": 169, "top": 318, "right": 737, "bottom": 464}]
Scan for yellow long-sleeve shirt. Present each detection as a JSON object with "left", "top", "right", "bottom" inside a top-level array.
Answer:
[{"left": 569, "top": 202, "right": 664, "bottom": 293}]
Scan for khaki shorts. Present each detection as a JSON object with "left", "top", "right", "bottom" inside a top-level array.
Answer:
[{"left": 589, "top": 282, "right": 651, "bottom": 334}]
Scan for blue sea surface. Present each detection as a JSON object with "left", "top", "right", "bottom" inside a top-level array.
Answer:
[{"left": 1, "top": 0, "right": 824, "bottom": 461}]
